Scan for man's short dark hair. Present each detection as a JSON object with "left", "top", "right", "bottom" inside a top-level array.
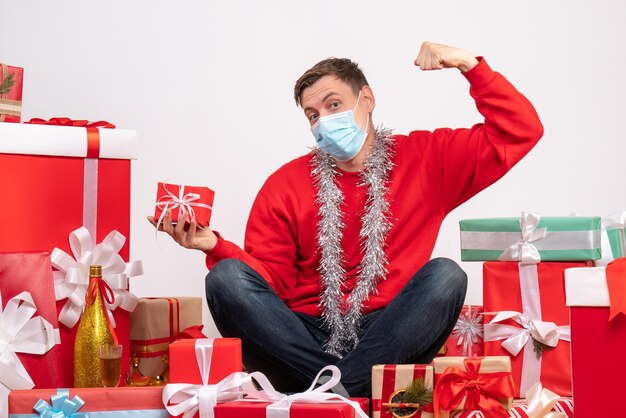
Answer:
[{"left": 293, "top": 58, "right": 369, "bottom": 107}]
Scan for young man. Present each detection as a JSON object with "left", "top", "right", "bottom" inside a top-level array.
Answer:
[{"left": 151, "top": 42, "right": 543, "bottom": 397}]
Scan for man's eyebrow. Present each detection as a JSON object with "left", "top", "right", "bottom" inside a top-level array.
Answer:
[{"left": 303, "top": 92, "right": 341, "bottom": 113}]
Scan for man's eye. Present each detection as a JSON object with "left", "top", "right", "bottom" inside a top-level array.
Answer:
[
  {"left": 309, "top": 114, "right": 319, "bottom": 122},
  {"left": 330, "top": 102, "right": 340, "bottom": 109}
]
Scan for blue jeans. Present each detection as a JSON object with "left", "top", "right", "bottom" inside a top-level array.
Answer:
[{"left": 205, "top": 257, "right": 467, "bottom": 398}]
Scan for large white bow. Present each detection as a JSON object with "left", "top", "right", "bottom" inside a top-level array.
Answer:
[
  {"left": 484, "top": 311, "right": 570, "bottom": 357},
  {"left": 498, "top": 212, "right": 547, "bottom": 264},
  {"left": 162, "top": 339, "right": 248, "bottom": 418},
  {"left": 524, "top": 382, "right": 567, "bottom": 418},
  {"left": 51, "top": 227, "right": 142, "bottom": 328},
  {"left": 242, "top": 365, "right": 369, "bottom": 418},
  {"left": 0, "top": 291, "right": 60, "bottom": 416}
]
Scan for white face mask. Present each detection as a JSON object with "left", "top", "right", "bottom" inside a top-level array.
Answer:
[{"left": 310, "top": 92, "right": 369, "bottom": 162}]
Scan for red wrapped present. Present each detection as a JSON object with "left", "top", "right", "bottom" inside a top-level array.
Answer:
[
  {"left": 130, "top": 297, "right": 203, "bottom": 380},
  {"left": 214, "top": 397, "right": 370, "bottom": 418},
  {"left": 433, "top": 356, "right": 515, "bottom": 418},
  {"left": 371, "top": 364, "right": 434, "bottom": 418},
  {"left": 0, "top": 63, "right": 23, "bottom": 123},
  {"left": 0, "top": 119, "right": 138, "bottom": 387},
  {"left": 445, "top": 305, "right": 484, "bottom": 357},
  {"left": 482, "top": 261, "right": 588, "bottom": 398},
  {"left": 9, "top": 387, "right": 167, "bottom": 417},
  {"left": 565, "top": 259, "right": 626, "bottom": 418},
  {"left": 154, "top": 182, "right": 215, "bottom": 227},
  {"left": 0, "top": 253, "right": 61, "bottom": 415},
  {"left": 169, "top": 338, "right": 242, "bottom": 385}
]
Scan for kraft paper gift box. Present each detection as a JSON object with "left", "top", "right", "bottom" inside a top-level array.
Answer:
[
  {"left": 0, "top": 252, "right": 61, "bottom": 418},
  {"left": 433, "top": 356, "right": 514, "bottom": 417},
  {"left": 8, "top": 387, "right": 168, "bottom": 417},
  {"left": 154, "top": 182, "right": 215, "bottom": 227},
  {"left": 0, "top": 120, "right": 139, "bottom": 387},
  {"left": 130, "top": 297, "right": 203, "bottom": 379},
  {"left": 213, "top": 398, "right": 370, "bottom": 418},
  {"left": 565, "top": 260, "right": 626, "bottom": 418},
  {"left": 459, "top": 212, "right": 601, "bottom": 262},
  {"left": 371, "top": 364, "right": 434, "bottom": 418},
  {"left": 482, "top": 261, "right": 588, "bottom": 398},
  {"left": 444, "top": 305, "right": 484, "bottom": 357},
  {"left": 0, "top": 63, "right": 23, "bottom": 122}
]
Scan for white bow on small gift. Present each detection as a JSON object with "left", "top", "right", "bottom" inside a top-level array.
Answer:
[
  {"left": 242, "top": 365, "right": 369, "bottom": 418},
  {"left": 525, "top": 382, "right": 567, "bottom": 418},
  {"left": 162, "top": 339, "right": 248, "bottom": 418},
  {"left": 484, "top": 311, "right": 570, "bottom": 358},
  {"left": 51, "top": 227, "right": 143, "bottom": 328},
  {"left": 498, "top": 212, "right": 547, "bottom": 264},
  {"left": 0, "top": 291, "right": 60, "bottom": 416}
]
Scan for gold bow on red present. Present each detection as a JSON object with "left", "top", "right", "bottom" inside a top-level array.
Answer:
[{"left": 433, "top": 358, "right": 515, "bottom": 418}]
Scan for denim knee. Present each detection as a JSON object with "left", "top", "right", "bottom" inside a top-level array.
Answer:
[
  {"left": 424, "top": 257, "right": 468, "bottom": 301},
  {"left": 205, "top": 258, "right": 249, "bottom": 304}
]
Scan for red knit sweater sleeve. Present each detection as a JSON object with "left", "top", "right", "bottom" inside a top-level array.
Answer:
[
  {"left": 204, "top": 187, "right": 298, "bottom": 301},
  {"left": 411, "top": 57, "right": 544, "bottom": 215}
]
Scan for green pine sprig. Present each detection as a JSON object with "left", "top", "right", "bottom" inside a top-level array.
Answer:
[
  {"left": 533, "top": 339, "right": 555, "bottom": 359},
  {"left": 389, "top": 377, "right": 433, "bottom": 416},
  {"left": 0, "top": 73, "right": 15, "bottom": 95}
]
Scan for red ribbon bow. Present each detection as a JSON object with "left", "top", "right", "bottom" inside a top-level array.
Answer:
[
  {"left": 175, "top": 324, "right": 207, "bottom": 340},
  {"left": 434, "top": 358, "right": 515, "bottom": 418},
  {"left": 85, "top": 276, "right": 119, "bottom": 345},
  {"left": 606, "top": 257, "right": 626, "bottom": 321},
  {"left": 26, "top": 117, "right": 115, "bottom": 158}
]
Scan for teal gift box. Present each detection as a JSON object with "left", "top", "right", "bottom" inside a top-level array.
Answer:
[
  {"left": 596, "top": 211, "right": 626, "bottom": 266},
  {"left": 459, "top": 212, "right": 601, "bottom": 263}
]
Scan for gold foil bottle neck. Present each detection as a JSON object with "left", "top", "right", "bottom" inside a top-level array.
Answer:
[{"left": 90, "top": 265, "right": 102, "bottom": 277}]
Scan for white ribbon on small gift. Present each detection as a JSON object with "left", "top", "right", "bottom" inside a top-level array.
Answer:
[
  {"left": 524, "top": 382, "right": 567, "bottom": 418},
  {"left": 498, "top": 212, "right": 547, "bottom": 264},
  {"left": 452, "top": 306, "right": 483, "bottom": 356},
  {"left": 597, "top": 211, "right": 626, "bottom": 266},
  {"left": 0, "top": 291, "right": 60, "bottom": 417},
  {"left": 242, "top": 365, "right": 369, "bottom": 418},
  {"left": 162, "top": 338, "right": 248, "bottom": 418},
  {"left": 51, "top": 227, "right": 143, "bottom": 328},
  {"left": 155, "top": 183, "right": 213, "bottom": 229}
]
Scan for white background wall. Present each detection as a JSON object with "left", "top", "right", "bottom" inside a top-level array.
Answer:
[{"left": 1, "top": 1, "right": 624, "bottom": 337}]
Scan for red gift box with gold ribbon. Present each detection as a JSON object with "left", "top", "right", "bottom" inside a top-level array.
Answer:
[
  {"left": 565, "top": 258, "right": 626, "bottom": 418},
  {"left": 372, "top": 364, "right": 434, "bottom": 418},
  {"left": 0, "top": 63, "right": 23, "bottom": 122},
  {"left": 0, "top": 118, "right": 138, "bottom": 387}
]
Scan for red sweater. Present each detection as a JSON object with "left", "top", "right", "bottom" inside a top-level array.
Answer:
[{"left": 205, "top": 58, "right": 543, "bottom": 316}]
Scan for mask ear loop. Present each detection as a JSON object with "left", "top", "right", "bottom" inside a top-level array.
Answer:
[{"left": 354, "top": 90, "right": 369, "bottom": 136}]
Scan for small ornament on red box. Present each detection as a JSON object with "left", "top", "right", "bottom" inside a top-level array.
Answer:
[
  {"left": 154, "top": 182, "right": 215, "bottom": 228},
  {"left": 448, "top": 305, "right": 484, "bottom": 357}
]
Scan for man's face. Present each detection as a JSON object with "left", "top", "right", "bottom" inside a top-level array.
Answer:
[{"left": 300, "top": 75, "right": 369, "bottom": 131}]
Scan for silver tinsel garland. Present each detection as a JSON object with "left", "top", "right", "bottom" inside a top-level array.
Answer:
[{"left": 311, "top": 126, "right": 395, "bottom": 357}]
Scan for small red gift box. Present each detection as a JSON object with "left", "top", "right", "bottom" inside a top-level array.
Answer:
[
  {"left": 371, "top": 364, "right": 433, "bottom": 418},
  {"left": 565, "top": 260, "right": 626, "bottom": 418},
  {"left": 0, "top": 63, "right": 23, "bottom": 122},
  {"left": 0, "top": 120, "right": 138, "bottom": 387},
  {"left": 154, "top": 182, "right": 215, "bottom": 227},
  {"left": 213, "top": 397, "right": 370, "bottom": 418},
  {"left": 445, "top": 305, "right": 484, "bottom": 357},
  {"left": 9, "top": 386, "right": 167, "bottom": 417},
  {"left": 169, "top": 338, "right": 242, "bottom": 384},
  {"left": 482, "top": 261, "right": 588, "bottom": 398}
]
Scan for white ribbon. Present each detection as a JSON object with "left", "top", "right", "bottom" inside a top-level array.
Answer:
[
  {"left": 242, "top": 365, "right": 369, "bottom": 418},
  {"left": 452, "top": 306, "right": 483, "bottom": 356},
  {"left": 597, "top": 211, "right": 626, "bottom": 266},
  {"left": 525, "top": 382, "right": 566, "bottom": 418},
  {"left": 0, "top": 291, "right": 60, "bottom": 416},
  {"left": 162, "top": 339, "right": 248, "bottom": 418},
  {"left": 497, "top": 212, "right": 547, "bottom": 264},
  {"left": 51, "top": 227, "right": 142, "bottom": 328},
  {"left": 155, "top": 183, "right": 213, "bottom": 230}
]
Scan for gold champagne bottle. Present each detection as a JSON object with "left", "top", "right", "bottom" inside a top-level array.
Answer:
[{"left": 74, "top": 265, "right": 118, "bottom": 387}]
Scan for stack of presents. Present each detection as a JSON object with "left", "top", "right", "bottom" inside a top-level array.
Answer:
[{"left": 2, "top": 62, "right": 625, "bottom": 418}]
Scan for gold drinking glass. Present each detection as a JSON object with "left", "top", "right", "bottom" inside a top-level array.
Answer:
[{"left": 99, "top": 344, "right": 123, "bottom": 387}]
